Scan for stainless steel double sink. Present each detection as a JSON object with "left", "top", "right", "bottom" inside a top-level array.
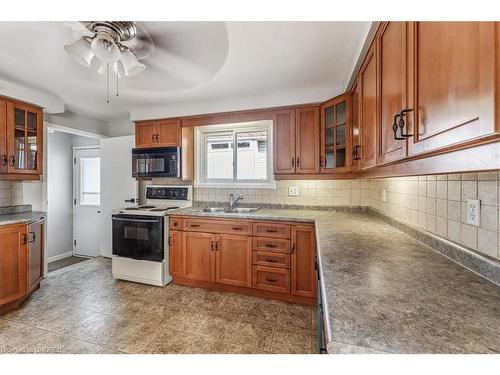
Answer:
[{"left": 200, "top": 207, "right": 260, "bottom": 214}]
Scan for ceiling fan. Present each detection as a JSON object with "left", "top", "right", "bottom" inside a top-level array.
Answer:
[{"left": 64, "top": 21, "right": 154, "bottom": 102}]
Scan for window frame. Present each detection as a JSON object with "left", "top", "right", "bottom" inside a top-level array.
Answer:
[
  {"left": 79, "top": 155, "right": 101, "bottom": 207},
  {"left": 194, "top": 120, "right": 275, "bottom": 189}
]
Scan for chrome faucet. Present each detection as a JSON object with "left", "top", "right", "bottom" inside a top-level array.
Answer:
[{"left": 228, "top": 193, "right": 244, "bottom": 209}]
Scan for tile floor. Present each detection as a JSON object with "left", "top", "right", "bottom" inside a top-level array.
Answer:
[
  {"left": 0, "top": 258, "right": 317, "bottom": 354},
  {"left": 48, "top": 256, "right": 89, "bottom": 272}
]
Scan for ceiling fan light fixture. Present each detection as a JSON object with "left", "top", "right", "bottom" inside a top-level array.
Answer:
[
  {"left": 97, "top": 61, "right": 121, "bottom": 77},
  {"left": 120, "top": 49, "right": 145, "bottom": 76},
  {"left": 91, "top": 31, "right": 121, "bottom": 63},
  {"left": 64, "top": 38, "right": 94, "bottom": 67}
]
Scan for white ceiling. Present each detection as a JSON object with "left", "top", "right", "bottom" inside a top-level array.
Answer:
[{"left": 0, "top": 21, "right": 370, "bottom": 123}]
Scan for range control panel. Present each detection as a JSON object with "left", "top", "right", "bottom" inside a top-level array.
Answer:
[{"left": 146, "top": 186, "right": 189, "bottom": 200}]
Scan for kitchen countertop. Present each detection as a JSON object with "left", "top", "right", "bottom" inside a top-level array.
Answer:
[
  {"left": 0, "top": 210, "right": 46, "bottom": 226},
  {"left": 172, "top": 207, "right": 500, "bottom": 353}
]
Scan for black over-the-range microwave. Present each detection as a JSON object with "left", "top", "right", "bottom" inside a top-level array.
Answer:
[{"left": 132, "top": 146, "right": 181, "bottom": 178}]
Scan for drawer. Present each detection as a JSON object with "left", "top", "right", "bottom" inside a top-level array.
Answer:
[
  {"left": 252, "top": 237, "right": 290, "bottom": 254},
  {"left": 252, "top": 222, "right": 290, "bottom": 239},
  {"left": 183, "top": 217, "right": 252, "bottom": 235},
  {"left": 253, "top": 251, "right": 290, "bottom": 269},
  {"left": 170, "top": 217, "right": 183, "bottom": 230},
  {"left": 252, "top": 266, "right": 290, "bottom": 294}
]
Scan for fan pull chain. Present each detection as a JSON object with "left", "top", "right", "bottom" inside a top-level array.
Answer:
[
  {"left": 116, "top": 66, "right": 119, "bottom": 97},
  {"left": 106, "top": 63, "right": 110, "bottom": 104}
]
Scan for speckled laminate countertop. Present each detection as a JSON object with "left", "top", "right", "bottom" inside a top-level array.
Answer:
[
  {"left": 0, "top": 210, "right": 46, "bottom": 226},
  {"left": 172, "top": 207, "right": 500, "bottom": 354}
]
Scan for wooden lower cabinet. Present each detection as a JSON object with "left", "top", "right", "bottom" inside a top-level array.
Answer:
[
  {"left": 170, "top": 216, "right": 316, "bottom": 305},
  {"left": 291, "top": 225, "right": 317, "bottom": 298},
  {"left": 215, "top": 234, "right": 252, "bottom": 287},
  {"left": 0, "top": 224, "right": 27, "bottom": 306},
  {"left": 182, "top": 231, "right": 215, "bottom": 282},
  {"left": 27, "top": 219, "right": 44, "bottom": 293}
]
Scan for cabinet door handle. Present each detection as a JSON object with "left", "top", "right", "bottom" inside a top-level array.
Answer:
[
  {"left": 9, "top": 156, "right": 15, "bottom": 167},
  {"left": 296, "top": 157, "right": 300, "bottom": 167},
  {"left": 210, "top": 241, "right": 214, "bottom": 251},
  {"left": 22, "top": 233, "right": 28, "bottom": 245},
  {"left": 232, "top": 227, "right": 243, "bottom": 231},
  {"left": 291, "top": 243, "right": 296, "bottom": 254},
  {"left": 156, "top": 134, "right": 160, "bottom": 142},
  {"left": 29, "top": 232, "right": 36, "bottom": 243},
  {"left": 152, "top": 134, "right": 156, "bottom": 143},
  {"left": 265, "top": 243, "right": 277, "bottom": 248},
  {"left": 190, "top": 224, "right": 200, "bottom": 228},
  {"left": 215, "top": 240, "right": 220, "bottom": 251},
  {"left": 1, "top": 155, "right": 7, "bottom": 166},
  {"left": 168, "top": 236, "right": 172, "bottom": 246},
  {"left": 265, "top": 258, "right": 278, "bottom": 263},
  {"left": 265, "top": 229, "right": 278, "bottom": 233},
  {"left": 319, "top": 156, "right": 324, "bottom": 168},
  {"left": 291, "top": 157, "right": 295, "bottom": 167},
  {"left": 265, "top": 278, "right": 278, "bottom": 283},
  {"left": 398, "top": 109, "right": 414, "bottom": 138}
]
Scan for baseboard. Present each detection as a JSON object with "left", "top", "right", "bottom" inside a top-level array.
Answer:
[{"left": 47, "top": 251, "right": 73, "bottom": 263}]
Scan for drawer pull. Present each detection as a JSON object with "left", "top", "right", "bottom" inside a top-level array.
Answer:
[
  {"left": 190, "top": 224, "right": 201, "bottom": 228},
  {"left": 265, "top": 258, "right": 278, "bottom": 263},
  {"left": 232, "top": 227, "right": 243, "bottom": 230},
  {"left": 265, "top": 229, "right": 278, "bottom": 233},
  {"left": 265, "top": 278, "right": 278, "bottom": 283},
  {"left": 265, "top": 243, "right": 277, "bottom": 248}
]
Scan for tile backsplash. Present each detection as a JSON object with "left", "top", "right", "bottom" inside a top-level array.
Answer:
[
  {"left": 368, "top": 172, "right": 500, "bottom": 260},
  {"left": 0, "top": 181, "right": 23, "bottom": 206}
]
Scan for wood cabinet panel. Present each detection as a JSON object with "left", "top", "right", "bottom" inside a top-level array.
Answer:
[
  {"left": 359, "top": 45, "right": 378, "bottom": 169},
  {"left": 0, "top": 99, "right": 6, "bottom": 174},
  {"left": 377, "top": 21, "right": 408, "bottom": 164},
  {"left": 169, "top": 217, "right": 183, "bottom": 230},
  {"left": 0, "top": 224, "right": 27, "bottom": 306},
  {"left": 351, "top": 80, "right": 361, "bottom": 170},
  {"left": 252, "top": 237, "right": 290, "bottom": 254},
  {"left": 169, "top": 230, "right": 183, "bottom": 277},
  {"left": 181, "top": 126, "right": 194, "bottom": 181},
  {"left": 157, "top": 119, "right": 181, "bottom": 147},
  {"left": 183, "top": 217, "right": 252, "bottom": 235},
  {"left": 273, "top": 110, "right": 296, "bottom": 174},
  {"left": 408, "top": 22, "right": 499, "bottom": 156},
  {"left": 135, "top": 121, "right": 156, "bottom": 148},
  {"left": 182, "top": 231, "right": 215, "bottom": 282},
  {"left": 291, "top": 225, "right": 316, "bottom": 298},
  {"left": 295, "top": 106, "right": 320, "bottom": 174},
  {"left": 252, "top": 222, "right": 290, "bottom": 239},
  {"left": 253, "top": 251, "right": 290, "bottom": 269},
  {"left": 215, "top": 234, "right": 252, "bottom": 287},
  {"left": 252, "top": 266, "right": 290, "bottom": 294}
]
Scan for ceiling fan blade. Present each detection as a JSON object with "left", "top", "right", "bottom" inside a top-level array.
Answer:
[
  {"left": 120, "top": 22, "right": 154, "bottom": 60},
  {"left": 62, "top": 21, "right": 93, "bottom": 38}
]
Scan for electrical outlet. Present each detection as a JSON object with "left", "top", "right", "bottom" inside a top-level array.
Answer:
[
  {"left": 288, "top": 186, "right": 299, "bottom": 196},
  {"left": 467, "top": 199, "right": 481, "bottom": 227},
  {"left": 381, "top": 189, "right": 387, "bottom": 203}
]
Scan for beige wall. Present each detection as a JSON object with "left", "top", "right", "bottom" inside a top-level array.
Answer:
[{"left": 368, "top": 172, "right": 500, "bottom": 260}]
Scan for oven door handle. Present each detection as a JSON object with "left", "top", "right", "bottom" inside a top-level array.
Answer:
[{"left": 112, "top": 217, "right": 161, "bottom": 223}]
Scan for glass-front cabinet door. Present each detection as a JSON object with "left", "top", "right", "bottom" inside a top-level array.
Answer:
[
  {"left": 320, "top": 93, "right": 351, "bottom": 173},
  {"left": 6, "top": 101, "right": 43, "bottom": 175}
]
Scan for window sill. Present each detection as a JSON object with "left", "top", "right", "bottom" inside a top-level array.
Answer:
[{"left": 194, "top": 181, "right": 277, "bottom": 189}]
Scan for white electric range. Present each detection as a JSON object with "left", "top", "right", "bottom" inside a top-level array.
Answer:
[{"left": 111, "top": 185, "right": 192, "bottom": 286}]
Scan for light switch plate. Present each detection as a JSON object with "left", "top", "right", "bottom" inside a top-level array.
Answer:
[
  {"left": 467, "top": 199, "right": 481, "bottom": 227},
  {"left": 288, "top": 186, "right": 299, "bottom": 196},
  {"left": 381, "top": 189, "right": 387, "bottom": 203}
]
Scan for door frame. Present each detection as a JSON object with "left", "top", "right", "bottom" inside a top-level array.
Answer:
[{"left": 72, "top": 146, "right": 101, "bottom": 257}]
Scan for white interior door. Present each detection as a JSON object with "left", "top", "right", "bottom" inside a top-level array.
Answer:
[
  {"left": 99, "top": 136, "right": 137, "bottom": 258},
  {"left": 74, "top": 147, "right": 101, "bottom": 257}
]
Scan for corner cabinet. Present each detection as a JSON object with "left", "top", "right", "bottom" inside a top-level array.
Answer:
[
  {"left": 273, "top": 106, "right": 320, "bottom": 175},
  {"left": 0, "top": 98, "right": 43, "bottom": 180},
  {"left": 320, "top": 93, "right": 351, "bottom": 173}
]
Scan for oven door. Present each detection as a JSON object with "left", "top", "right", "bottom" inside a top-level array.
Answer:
[
  {"left": 132, "top": 147, "right": 181, "bottom": 178},
  {"left": 112, "top": 214, "right": 164, "bottom": 261}
]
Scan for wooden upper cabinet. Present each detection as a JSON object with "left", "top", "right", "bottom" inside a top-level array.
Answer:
[
  {"left": 215, "top": 234, "right": 252, "bottom": 287},
  {"left": 0, "top": 99, "right": 6, "bottom": 174},
  {"left": 135, "top": 119, "right": 181, "bottom": 148},
  {"left": 295, "top": 106, "right": 320, "bottom": 174},
  {"left": 377, "top": 22, "right": 408, "bottom": 164},
  {"left": 182, "top": 231, "right": 215, "bottom": 282},
  {"left": 157, "top": 119, "right": 181, "bottom": 147},
  {"left": 273, "top": 109, "right": 296, "bottom": 174},
  {"left": 135, "top": 121, "right": 156, "bottom": 148},
  {"left": 351, "top": 80, "right": 361, "bottom": 171},
  {"left": 0, "top": 224, "right": 27, "bottom": 306},
  {"left": 359, "top": 44, "right": 378, "bottom": 169},
  {"left": 6, "top": 101, "right": 43, "bottom": 175},
  {"left": 291, "top": 225, "right": 316, "bottom": 298},
  {"left": 320, "top": 94, "right": 351, "bottom": 173},
  {"left": 407, "top": 22, "right": 499, "bottom": 156}
]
